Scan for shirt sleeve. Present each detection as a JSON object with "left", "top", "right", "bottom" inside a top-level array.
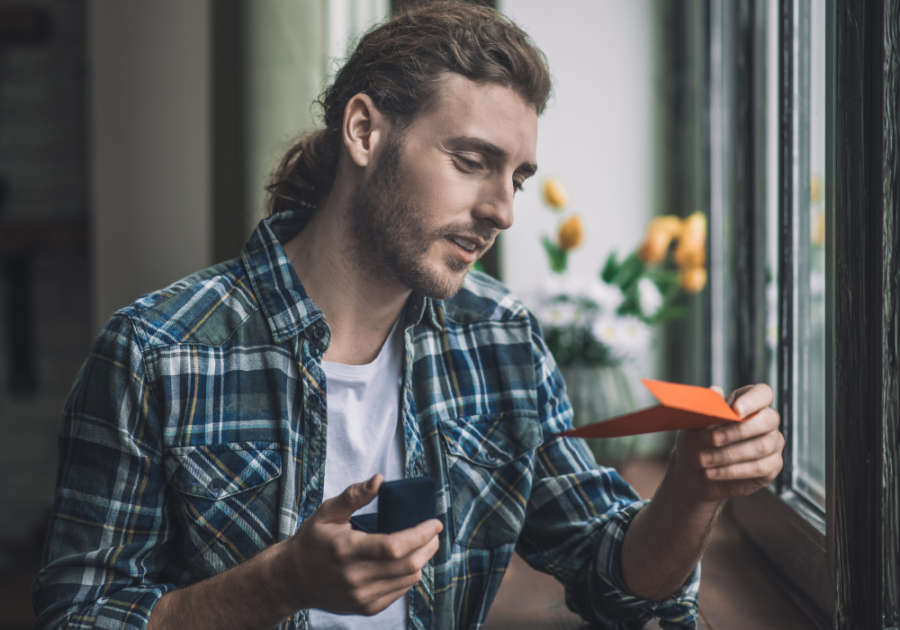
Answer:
[
  {"left": 515, "top": 312, "right": 700, "bottom": 630},
  {"left": 32, "top": 313, "right": 178, "bottom": 630}
]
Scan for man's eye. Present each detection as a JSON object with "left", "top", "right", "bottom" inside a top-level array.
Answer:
[
  {"left": 514, "top": 181, "right": 526, "bottom": 193},
  {"left": 456, "top": 155, "right": 482, "bottom": 170}
]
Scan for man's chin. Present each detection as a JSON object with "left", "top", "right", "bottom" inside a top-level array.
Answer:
[{"left": 399, "top": 260, "right": 470, "bottom": 300}]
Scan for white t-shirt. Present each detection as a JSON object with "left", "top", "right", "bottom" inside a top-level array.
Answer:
[{"left": 308, "top": 317, "right": 408, "bottom": 630}]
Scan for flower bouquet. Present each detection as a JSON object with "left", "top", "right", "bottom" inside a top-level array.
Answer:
[
  {"left": 535, "top": 177, "right": 707, "bottom": 368},
  {"left": 534, "top": 177, "right": 708, "bottom": 464}
]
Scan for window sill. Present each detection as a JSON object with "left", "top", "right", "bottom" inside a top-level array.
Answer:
[{"left": 697, "top": 509, "right": 822, "bottom": 630}]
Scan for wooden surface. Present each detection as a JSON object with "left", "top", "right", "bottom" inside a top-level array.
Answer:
[
  {"left": 882, "top": 1, "right": 900, "bottom": 623},
  {"left": 833, "top": 0, "right": 900, "bottom": 627}
]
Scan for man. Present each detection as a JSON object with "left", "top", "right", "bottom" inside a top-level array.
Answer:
[{"left": 33, "top": 4, "right": 783, "bottom": 630}]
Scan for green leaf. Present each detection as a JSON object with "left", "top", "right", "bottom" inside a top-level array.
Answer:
[
  {"left": 541, "top": 323, "right": 619, "bottom": 368},
  {"left": 542, "top": 235, "right": 568, "bottom": 274},
  {"left": 646, "top": 268, "right": 681, "bottom": 296},
  {"left": 600, "top": 252, "right": 619, "bottom": 283},
  {"left": 649, "top": 305, "right": 689, "bottom": 323},
  {"left": 613, "top": 252, "right": 645, "bottom": 290}
]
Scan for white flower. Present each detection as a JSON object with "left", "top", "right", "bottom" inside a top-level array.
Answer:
[
  {"left": 583, "top": 278, "right": 625, "bottom": 314},
  {"left": 536, "top": 300, "right": 582, "bottom": 328},
  {"left": 538, "top": 274, "right": 565, "bottom": 299},
  {"left": 539, "top": 271, "right": 587, "bottom": 300},
  {"left": 592, "top": 315, "right": 651, "bottom": 357},
  {"left": 637, "top": 277, "right": 663, "bottom": 317}
]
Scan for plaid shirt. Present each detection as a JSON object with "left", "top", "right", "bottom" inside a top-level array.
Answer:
[{"left": 33, "top": 211, "right": 699, "bottom": 630}]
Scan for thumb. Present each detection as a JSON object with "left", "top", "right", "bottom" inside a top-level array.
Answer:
[{"left": 319, "top": 474, "right": 382, "bottom": 524}]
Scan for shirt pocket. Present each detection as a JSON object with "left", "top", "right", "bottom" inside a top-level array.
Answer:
[
  {"left": 164, "top": 442, "right": 282, "bottom": 574},
  {"left": 439, "top": 410, "right": 542, "bottom": 549}
]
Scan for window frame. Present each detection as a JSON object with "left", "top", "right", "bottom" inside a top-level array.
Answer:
[
  {"left": 707, "top": 0, "right": 833, "bottom": 624},
  {"left": 711, "top": 0, "right": 900, "bottom": 627}
]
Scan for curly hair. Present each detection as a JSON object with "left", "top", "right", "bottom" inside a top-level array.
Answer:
[{"left": 265, "top": 1, "right": 551, "bottom": 215}]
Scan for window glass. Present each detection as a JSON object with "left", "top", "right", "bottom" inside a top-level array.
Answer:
[
  {"left": 791, "top": 0, "right": 827, "bottom": 507},
  {"left": 765, "top": 0, "right": 780, "bottom": 396}
]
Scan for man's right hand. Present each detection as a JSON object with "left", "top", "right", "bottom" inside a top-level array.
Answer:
[
  {"left": 272, "top": 474, "right": 443, "bottom": 617},
  {"left": 148, "top": 475, "right": 441, "bottom": 630}
]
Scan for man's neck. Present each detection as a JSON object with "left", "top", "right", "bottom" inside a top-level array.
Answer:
[{"left": 282, "top": 199, "right": 411, "bottom": 366}]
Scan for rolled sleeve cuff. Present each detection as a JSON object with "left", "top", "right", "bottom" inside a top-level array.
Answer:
[{"left": 574, "top": 500, "right": 701, "bottom": 630}]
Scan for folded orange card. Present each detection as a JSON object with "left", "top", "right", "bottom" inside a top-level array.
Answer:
[{"left": 558, "top": 379, "right": 742, "bottom": 439}]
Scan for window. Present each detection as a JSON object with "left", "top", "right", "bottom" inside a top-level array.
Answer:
[
  {"left": 788, "top": 0, "right": 827, "bottom": 509},
  {"left": 706, "top": 0, "right": 899, "bottom": 626}
]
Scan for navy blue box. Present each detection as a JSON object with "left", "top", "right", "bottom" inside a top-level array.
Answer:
[{"left": 350, "top": 477, "right": 437, "bottom": 534}]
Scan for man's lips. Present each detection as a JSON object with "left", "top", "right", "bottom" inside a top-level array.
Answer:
[
  {"left": 445, "top": 236, "right": 483, "bottom": 263},
  {"left": 446, "top": 234, "right": 489, "bottom": 250}
]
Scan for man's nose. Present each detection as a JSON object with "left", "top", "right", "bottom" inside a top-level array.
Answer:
[{"left": 474, "top": 180, "right": 515, "bottom": 231}]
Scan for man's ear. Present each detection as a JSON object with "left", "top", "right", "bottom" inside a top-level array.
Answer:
[{"left": 342, "top": 93, "right": 388, "bottom": 169}]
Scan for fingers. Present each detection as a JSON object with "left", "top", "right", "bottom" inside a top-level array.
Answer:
[
  {"left": 703, "top": 451, "right": 783, "bottom": 482},
  {"left": 357, "top": 518, "right": 443, "bottom": 562},
  {"left": 710, "top": 385, "right": 725, "bottom": 397},
  {"left": 708, "top": 407, "right": 780, "bottom": 447},
  {"left": 724, "top": 384, "right": 754, "bottom": 408},
  {"left": 354, "top": 581, "right": 421, "bottom": 616},
  {"left": 338, "top": 524, "right": 441, "bottom": 615},
  {"left": 699, "top": 429, "right": 785, "bottom": 470},
  {"left": 320, "top": 474, "right": 383, "bottom": 524},
  {"left": 365, "top": 528, "right": 441, "bottom": 580},
  {"left": 338, "top": 551, "right": 428, "bottom": 616},
  {"left": 728, "top": 383, "right": 775, "bottom": 418}
]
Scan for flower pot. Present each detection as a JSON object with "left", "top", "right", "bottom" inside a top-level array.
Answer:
[{"left": 560, "top": 364, "right": 671, "bottom": 467}]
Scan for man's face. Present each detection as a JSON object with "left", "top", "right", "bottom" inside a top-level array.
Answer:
[{"left": 350, "top": 74, "right": 539, "bottom": 299}]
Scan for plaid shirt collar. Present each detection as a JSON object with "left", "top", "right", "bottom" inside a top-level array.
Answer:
[{"left": 242, "top": 211, "right": 443, "bottom": 346}]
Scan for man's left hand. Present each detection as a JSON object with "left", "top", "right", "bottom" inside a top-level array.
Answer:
[{"left": 670, "top": 383, "right": 784, "bottom": 505}]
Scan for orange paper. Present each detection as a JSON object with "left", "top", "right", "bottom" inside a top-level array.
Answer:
[{"left": 558, "top": 379, "right": 742, "bottom": 439}]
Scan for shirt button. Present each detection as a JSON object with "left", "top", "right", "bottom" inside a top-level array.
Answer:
[
  {"left": 309, "top": 490, "right": 321, "bottom": 503},
  {"left": 487, "top": 450, "right": 500, "bottom": 463},
  {"left": 310, "top": 393, "right": 322, "bottom": 408},
  {"left": 312, "top": 327, "right": 325, "bottom": 339},
  {"left": 209, "top": 479, "right": 224, "bottom": 494}
]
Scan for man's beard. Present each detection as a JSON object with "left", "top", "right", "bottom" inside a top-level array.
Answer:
[{"left": 348, "top": 133, "right": 496, "bottom": 300}]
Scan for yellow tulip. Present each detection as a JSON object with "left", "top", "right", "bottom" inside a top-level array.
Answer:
[
  {"left": 557, "top": 214, "right": 585, "bottom": 251},
  {"left": 680, "top": 266, "right": 707, "bottom": 293},
  {"left": 542, "top": 177, "right": 570, "bottom": 211},
  {"left": 810, "top": 174, "right": 823, "bottom": 205},
  {"left": 638, "top": 228, "right": 673, "bottom": 264},
  {"left": 674, "top": 212, "right": 707, "bottom": 269},
  {"left": 649, "top": 215, "right": 684, "bottom": 239},
  {"left": 638, "top": 215, "right": 684, "bottom": 263},
  {"left": 675, "top": 243, "right": 706, "bottom": 268},
  {"left": 811, "top": 211, "right": 826, "bottom": 247}
]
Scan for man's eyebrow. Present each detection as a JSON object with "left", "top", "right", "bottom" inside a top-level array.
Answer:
[{"left": 450, "top": 136, "right": 538, "bottom": 177}]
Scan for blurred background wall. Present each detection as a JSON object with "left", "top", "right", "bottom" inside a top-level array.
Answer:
[
  {"left": 0, "top": 0, "right": 391, "bottom": 560},
  {"left": 499, "top": 0, "right": 658, "bottom": 296},
  {"left": 90, "top": 0, "right": 387, "bottom": 333},
  {"left": 0, "top": 0, "right": 90, "bottom": 549},
  {"left": 89, "top": 0, "right": 213, "bottom": 331}
]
